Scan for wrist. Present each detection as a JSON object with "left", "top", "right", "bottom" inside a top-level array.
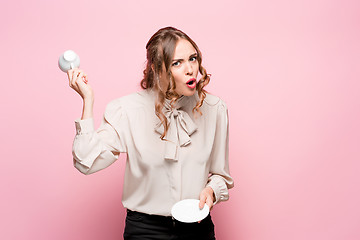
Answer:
[{"left": 83, "top": 97, "right": 94, "bottom": 104}]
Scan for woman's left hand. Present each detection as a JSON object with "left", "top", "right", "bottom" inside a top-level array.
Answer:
[{"left": 199, "top": 186, "right": 215, "bottom": 211}]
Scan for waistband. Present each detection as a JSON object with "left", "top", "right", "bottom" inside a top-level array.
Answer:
[
  {"left": 127, "top": 209, "right": 174, "bottom": 220},
  {"left": 126, "top": 209, "right": 212, "bottom": 225}
]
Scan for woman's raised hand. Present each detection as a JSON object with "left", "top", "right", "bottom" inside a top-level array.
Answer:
[{"left": 68, "top": 68, "right": 94, "bottom": 101}]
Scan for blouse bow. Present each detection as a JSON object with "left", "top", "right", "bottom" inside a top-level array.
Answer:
[{"left": 155, "top": 97, "right": 198, "bottom": 161}]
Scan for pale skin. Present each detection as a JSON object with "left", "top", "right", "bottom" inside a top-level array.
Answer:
[{"left": 68, "top": 38, "right": 215, "bottom": 219}]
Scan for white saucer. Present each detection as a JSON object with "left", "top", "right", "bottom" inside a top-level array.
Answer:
[{"left": 171, "top": 199, "right": 210, "bottom": 223}]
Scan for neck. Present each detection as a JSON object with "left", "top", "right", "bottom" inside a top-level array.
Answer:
[{"left": 166, "top": 95, "right": 183, "bottom": 100}]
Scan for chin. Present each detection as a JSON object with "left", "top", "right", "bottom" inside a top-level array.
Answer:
[{"left": 181, "top": 89, "right": 196, "bottom": 97}]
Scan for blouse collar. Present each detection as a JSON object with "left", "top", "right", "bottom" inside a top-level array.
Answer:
[{"left": 154, "top": 93, "right": 198, "bottom": 161}]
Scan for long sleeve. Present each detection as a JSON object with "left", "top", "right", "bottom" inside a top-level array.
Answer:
[
  {"left": 206, "top": 100, "right": 234, "bottom": 205},
  {"left": 72, "top": 100, "right": 127, "bottom": 175}
]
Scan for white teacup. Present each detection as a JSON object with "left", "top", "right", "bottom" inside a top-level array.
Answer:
[{"left": 58, "top": 50, "right": 80, "bottom": 72}]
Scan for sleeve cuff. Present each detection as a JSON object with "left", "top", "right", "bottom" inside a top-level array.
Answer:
[
  {"left": 206, "top": 176, "right": 229, "bottom": 205},
  {"left": 73, "top": 143, "right": 102, "bottom": 169},
  {"left": 75, "top": 118, "right": 95, "bottom": 134}
]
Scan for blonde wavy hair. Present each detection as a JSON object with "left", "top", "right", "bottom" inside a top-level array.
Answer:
[{"left": 140, "top": 26, "right": 210, "bottom": 140}]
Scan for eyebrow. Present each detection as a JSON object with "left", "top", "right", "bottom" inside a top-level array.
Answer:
[{"left": 172, "top": 53, "right": 197, "bottom": 62}]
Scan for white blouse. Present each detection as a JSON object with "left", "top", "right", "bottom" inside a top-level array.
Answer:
[{"left": 72, "top": 88, "right": 234, "bottom": 216}]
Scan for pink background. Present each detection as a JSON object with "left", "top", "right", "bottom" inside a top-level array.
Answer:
[{"left": 1, "top": 0, "right": 360, "bottom": 239}]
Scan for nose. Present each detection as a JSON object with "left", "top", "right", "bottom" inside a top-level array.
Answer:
[{"left": 185, "top": 61, "right": 193, "bottom": 75}]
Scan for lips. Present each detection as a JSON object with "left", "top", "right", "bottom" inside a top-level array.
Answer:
[{"left": 186, "top": 78, "right": 197, "bottom": 89}]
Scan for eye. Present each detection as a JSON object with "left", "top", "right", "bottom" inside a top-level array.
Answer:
[
  {"left": 172, "top": 61, "right": 180, "bottom": 67},
  {"left": 189, "top": 56, "right": 197, "bottom": 62}
]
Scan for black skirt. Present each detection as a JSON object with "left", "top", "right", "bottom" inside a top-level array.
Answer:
[{"left": 124, "top": 209, "right": 216, "bottom": 240}]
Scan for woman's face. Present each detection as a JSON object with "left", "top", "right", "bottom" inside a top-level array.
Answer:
[{"left": 170, "top": 38, "right": 199, "bottom": 97}]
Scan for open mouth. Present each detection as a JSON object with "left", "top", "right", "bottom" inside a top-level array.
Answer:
[
  {"left": 186, "top": 78, "right": 197, "bottom": 88},
  {"left": 187, "top": 80, "right": 195, "bottom": 85}
]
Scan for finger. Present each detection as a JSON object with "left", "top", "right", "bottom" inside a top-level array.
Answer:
[
  {"left": 76, "top": 72, "right": 86, "bottom": 86},
  {"left": 76, "top": 69, "right": 85, "bottom": 80},
  {"left": 74, "top": 77, "right": 85, "bottom": 94},
  {"left": 72, "top": 69, "right": 80, "bottom": 81},
  {"left": 71, "top": 83, "right": 80, "bottom": 93},
  {"left": 70, "top": 79, "right": 80, "bottom": 93},
  {"left": 199, "top": 194, "right": 206, "bottom": 209},
  {"left": 71, "top": 69, "right": 81, "bottom": 86},
  {"left": 75, "top": 70, "right": 82, "bottom": 78},
  {"left": 206, "top": 197, "right": 213, "bottom": 210},
  {"left": 77, "top": 71, "right": 84, "bottom": 79},
  {"left": 68, "top": 70, "right": 76, "bottom": 86},
  {"left": 71, "top": 70, "right": 77, "bottom": 85},
  {"left": 67, "top": 69, "right": 73, "bottom": 81}
]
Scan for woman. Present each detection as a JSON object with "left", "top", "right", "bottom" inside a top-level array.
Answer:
[{"left": 69, "top": 26, "right": 234, "bottom": 240}]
